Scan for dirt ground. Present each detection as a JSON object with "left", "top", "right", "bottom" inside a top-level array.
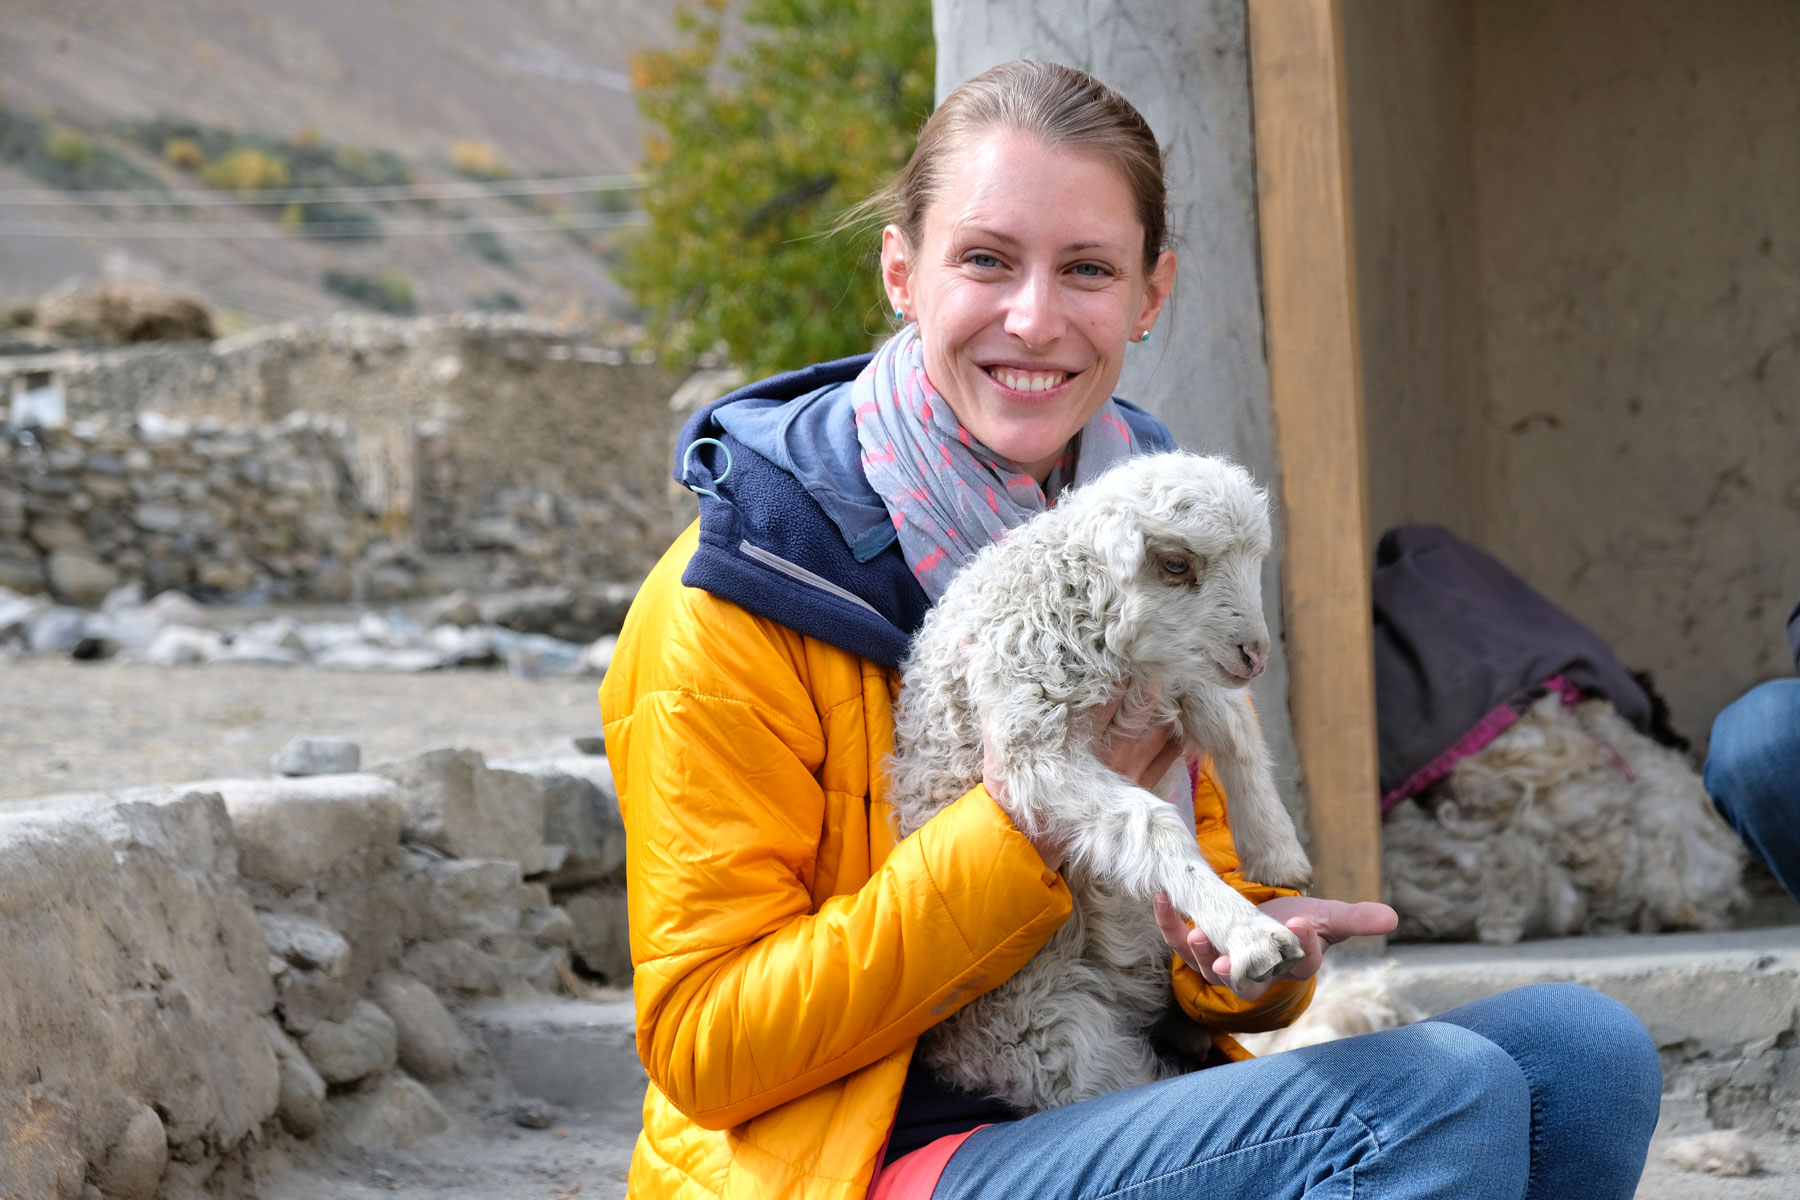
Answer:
[{"left": 0, "top": 658, "right": 606, "bottom": 802}]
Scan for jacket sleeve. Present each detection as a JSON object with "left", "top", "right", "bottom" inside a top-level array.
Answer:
[
  {"left": 601, "top": 568, "right": 1070, "bottom": 1131},
  {"left": 1168, "top": 761, "right": 1317, "bottom": 1032}
]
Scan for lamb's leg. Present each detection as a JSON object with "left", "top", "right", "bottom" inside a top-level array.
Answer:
[
  {"left": 1184, "top": 691, "right": 1313, "bottom": 892},
  {"left": 1005, "top": 754, "right": 1303, "bottom": 992}
]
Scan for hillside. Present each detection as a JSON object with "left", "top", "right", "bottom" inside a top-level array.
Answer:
[{"left": 0, "top": 0, "right": 679, "bottom": 327}]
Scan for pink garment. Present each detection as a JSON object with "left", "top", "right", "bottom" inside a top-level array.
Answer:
[{"left": 868, "top": 1128, "right": 987, "bottom": 1200}]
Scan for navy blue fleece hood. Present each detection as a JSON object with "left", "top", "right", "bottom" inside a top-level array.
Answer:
[{"left": 671, "top": 354, "right": 1175, "bottom": 670}]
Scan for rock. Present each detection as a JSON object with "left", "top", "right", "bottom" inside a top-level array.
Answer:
[
  {"left": 488, "top": 627, "right": 584, "bottom": 678},
  {"left": 510, "top": 1098, "right": 557, "bottom": 1130},
  {"left": 271, "top": 736, "right": 361, "bottom": 777},
  {"left": 46, "top": 548, "right": 120, "bottom": 606},
  {"left": 375, "top": 749, "right": 550, "bottom": 875},
  {"left": 262, "top": 1020, "right": 326, "bottom": 1137},
  {"left": 573, "top": 734, "right": 606, "bottom": 756},
  {"left": 490, "top": 755, "right": 624, "bottom": 888},
  {"left": 522, "top": 905, "right": 576, "bottom": 948},
  {"left": 299, "top": 999, "right": 398, "bottom": 1085},
  {"left": 272, "top": 961, "right": 353, "bottom": 1036},
  {"left": 0, "top": 546, "right": 46, "bottom": 595},
  {"left": 92, "top": 1104, "right": 166, "bottom": 1200},
  {"left": 564, "top": 887, "right": 632, "bottom": 983},
  {"left": 371, "top": 971, "right": 463, "bottom": 1083},
  {"left": 132, "top": 503, "right": 186, "bottom": 535},
  {"left": 259, "top": 913, "right": 351, "bottom": 976},
  {"left": 0, "top": 589, "right": 49, "bottom": 640},
  {"left": 400, "top": 939, "right": 511, "bottom": 999},
  {"left": 315, "top": 642, "right": 444, "bottom": 672},
  {"left": 0, "top": 1088, "right": 87, "bottom": 1200},
  {"left": 28, "top": 516, "right": 87, "bottom": 552},
  {"left": 578, "top": 634, "right": 618, "bottom": 676},
  {"left": 425, "top": 858, "right": 527, "bottom": 938},
  {"left": 144, "top": 590, "right": 215, "bottom": 629},
  {"left": 204, "top": 774, "right": 404, "bottom": 892},
  {"left": 36, "top": 280, "right": 214, "bottom": 344},
  {"left": 25, "top": 605, "right": 89, "bottom": 654},
  {"left": 469, "top": 998, "right": 644, "bottom": 1114},
  {"left": 427, "top": 590, "right": 481, "bottom": 628},
  {"left": 329, "top": 1072, "right": 449, "bottom": 1151},
  {"left": 139, "top": 624, "right": 226, "bottom": 665}
]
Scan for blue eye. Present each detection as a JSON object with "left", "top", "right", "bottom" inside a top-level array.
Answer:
[
  {"left": 968, "top": 253, "right": 1002, "bottom": 269},
  {"left": 1072, "top": 262, "right": 1110, "bottom": 277}
]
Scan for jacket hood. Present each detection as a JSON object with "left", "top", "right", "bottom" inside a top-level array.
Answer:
[{"left": 672, "top": 353, "right": 1176, "bottom": 670}]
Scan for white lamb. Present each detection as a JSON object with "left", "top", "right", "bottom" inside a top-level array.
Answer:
[{"left": 888, "top": 451, "right": 1312, "bottom": 1112}]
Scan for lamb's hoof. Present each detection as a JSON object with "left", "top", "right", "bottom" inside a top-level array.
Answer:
[
  {"left": 1238, "top": 843, "right": 1314, "bottom": 893},
  {"left": 1226, "top": 920, "right": 1306, "bottom": 989}
]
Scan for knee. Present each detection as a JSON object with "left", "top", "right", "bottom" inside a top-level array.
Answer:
[
  {"left": 1386, "top": 1022, "right": 1533, "bottom": 1134},
  {"left": 1516, "top": 983, "right": 1662, "bottom": 1110},
  {"left": 1705, "top": 681, "right": 1800, "bottom": 821}
]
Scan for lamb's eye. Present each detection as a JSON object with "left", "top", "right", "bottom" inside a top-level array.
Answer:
[{"left": 1161, "top": 557, "right": 1190, "bottom": 576}]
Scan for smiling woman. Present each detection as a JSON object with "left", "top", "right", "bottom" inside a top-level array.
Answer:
[{"left": 600, "top": 58, "right": 1660, "bottom": 1200}]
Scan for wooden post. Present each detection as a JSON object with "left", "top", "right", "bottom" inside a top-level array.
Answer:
[{"left": 1246, "top": 0, "right": 1383, "bottom": 911}]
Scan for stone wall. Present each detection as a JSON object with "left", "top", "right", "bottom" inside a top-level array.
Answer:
[
  {"left": 0, "top": 742, "right": 630, "bottom": 1199},
  {"left": 0, "top": 314, "right": 702, "bottom": 604},
  {"left": 0, "top": 414, "right": 389, "bottom": 606}
]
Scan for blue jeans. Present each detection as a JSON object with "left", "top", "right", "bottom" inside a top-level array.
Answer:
[
  {"left": 1704, "top": 678, "right": 1800, "bottom": 901},
  {"left": 932, "top": 983, "right": 1660, "bottom": 1200}
]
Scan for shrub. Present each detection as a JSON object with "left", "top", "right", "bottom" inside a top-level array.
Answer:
[
  {"left": 163, "top": 137, "right": 205, "bottom": 169},
  {"left": 450, "top": 139, "right": 511, "bottom": 180},
  {"left": 201, "top": 147, "right": 292, "bottom": 191},
  {"left": 623, "top": 0, "right": 934, "bottom": 374},
  {"left": 322, "top": 268, "right": 417, "bottom": 315},
  {"left": 46, "top": 127, "right": 93, "bottom": 168}
]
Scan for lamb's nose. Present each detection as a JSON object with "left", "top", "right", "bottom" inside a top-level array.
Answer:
[{"left": 1238, "top": 643, "right": 1268, "bottom": 678}]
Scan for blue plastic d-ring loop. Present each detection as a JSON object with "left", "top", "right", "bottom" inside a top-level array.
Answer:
[{"left": 681, "top": 437, "right": 734, "bottom": 501}]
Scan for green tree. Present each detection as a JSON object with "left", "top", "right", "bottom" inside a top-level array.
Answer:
[{"left": 624, "top": 0, "right": 934, "bottom": 375}]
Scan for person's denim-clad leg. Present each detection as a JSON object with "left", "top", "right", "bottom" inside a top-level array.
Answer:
[
  {"left": 1704, "top": 678, "right": 1800, "bottom": 900},
  {"left": 931, "top": 983, "right": 1660, "bottom": 1200}
]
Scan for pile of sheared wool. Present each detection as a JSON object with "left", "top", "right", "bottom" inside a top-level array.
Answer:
[
  {"left": 1382, "top": 693, "right": 1747, "bottom": 945},
  {"left": 1233, "top": 963, "right": 1421, "bottom": 1056}
]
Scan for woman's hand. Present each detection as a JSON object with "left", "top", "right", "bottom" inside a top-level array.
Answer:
[
  {"left": 1153, "top": 894, "right": 1399, "bottom": 1001},
  {"left": 984, "top": 693, "right": 1183, "bottom": 873}
]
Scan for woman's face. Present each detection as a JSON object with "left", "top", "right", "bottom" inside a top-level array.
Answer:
[{"left": 881, "top": 128, "right": 1176, "bottom": 483}]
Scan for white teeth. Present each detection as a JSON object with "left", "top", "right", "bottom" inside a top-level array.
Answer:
[{"left": 993, "top": 369, "right": 1067, "bottom": 393}]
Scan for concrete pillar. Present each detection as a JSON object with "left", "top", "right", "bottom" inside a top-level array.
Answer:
[{"left": 934, "top": 1, "right": 1305, "bottom": 826}]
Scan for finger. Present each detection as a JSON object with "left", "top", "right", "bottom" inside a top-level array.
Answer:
[{"left": 1316, "top": 901, "right": 1399, "bottom": 945}]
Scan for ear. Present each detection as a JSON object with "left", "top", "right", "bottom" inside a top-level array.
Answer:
[
  {"left": 1095, "top": 505, "right": 1147, "bottom": 589},
  {"left": 1135, "top": 248, "right": 1176, "bottom": 336},
  {"left": 880, "top": 225, "right": 914, "bottom": 318}
]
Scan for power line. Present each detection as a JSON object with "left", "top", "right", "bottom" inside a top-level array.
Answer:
[
  {"left": 0, "top": 212, "right": 646, "bottom": 239},
  {"left": 0, "top": 173, "right": 644, "bottom": 207}
]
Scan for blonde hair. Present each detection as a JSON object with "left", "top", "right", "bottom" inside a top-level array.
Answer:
[{"left": 859, "top": 60, "right": 1168, "bottom": 273}]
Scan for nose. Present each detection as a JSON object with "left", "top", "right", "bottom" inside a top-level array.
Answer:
[
  {"left": 1003, "top": 273, "right": 1060, "bottom": 346},
  {"left": 1237, "top": 641, "right": 1268, "bottom": 678}
]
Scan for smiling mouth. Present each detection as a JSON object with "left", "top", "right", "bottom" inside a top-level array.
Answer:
[{"left": 985, "top": 367, "right": 1073, "bottom": 393}]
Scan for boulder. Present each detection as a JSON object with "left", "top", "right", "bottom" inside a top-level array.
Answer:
[
  {"left": 564, "top": 886, "right": 632, "bottom": 984},
  {"left": 261, "top": 1019, "right": 326, "bottom": 1138},
  {"left": 46, "top": 548, "right": 119, "bottom": 606},
  {"left": 299, "top": 999, "right": 398, "bottom": 1086},
  {"left": 259, "top": 913, "right": 351, "bottom": 977},
  {"left": 371, "top": 972, "right": 464, "bottom": 1083},
  {"left": 374, "top": 749, "right": 549, "bottom": 874},
  {"left": 490, "top": 754, "right": 624, "bottom": 887},
  {"left": 270, "top": 736, "right": 361, "bottom": 778},
  {"left": 329, "top": 1072, "right": 448, "bottom": 1151},
  {"left": 91, "top": 1104, "right": 166, "bottom": 1200},
  {"left": 204, "top": 774, "right": 404, "bottom": 893}
]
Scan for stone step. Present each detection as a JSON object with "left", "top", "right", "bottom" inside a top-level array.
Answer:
[
  {"left": 467, "top": 997, "right": 644, "bottom": 1117},
  {"left": 1372, "top": 926, "right": 1800, "bottom": 1137}
]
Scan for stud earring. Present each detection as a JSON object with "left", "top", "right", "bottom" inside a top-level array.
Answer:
[
  {"left": 895, "top": 308, "right": 905, "bottom": 321},
  {"left": 1138, "top": 329, "right": 1151, "bottom": 342}
]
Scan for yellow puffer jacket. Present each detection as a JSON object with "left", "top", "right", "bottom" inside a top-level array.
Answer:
[{"left": 600, "top": 522, "right": 1315, "bottom": 1199}]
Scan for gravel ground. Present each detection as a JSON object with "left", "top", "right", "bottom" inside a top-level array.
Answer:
[{"left": 0, "top": 658, "right": 606, "bottom": 801}]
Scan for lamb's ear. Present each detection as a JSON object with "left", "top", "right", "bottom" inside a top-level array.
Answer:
[{"left": 1094, "top": 503, "right": 1147, "bottom": 588}]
